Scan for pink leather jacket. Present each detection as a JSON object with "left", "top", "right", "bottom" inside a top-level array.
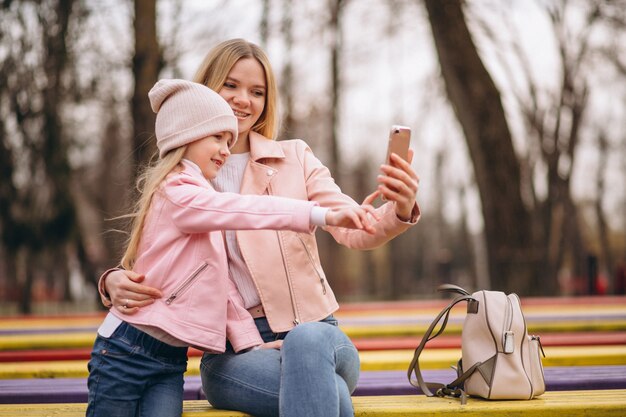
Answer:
[
  {"left": 231, "top": 133, "right": 419, "bottom": 332},
  {"left": 108, "top": 160, "right": 316, "bottom": 352},
  {"left": 100, "top": 133, "right": 419, "bottom": 334}
]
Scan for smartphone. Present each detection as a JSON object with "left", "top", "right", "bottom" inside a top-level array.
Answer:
[{"left": 385, "top": 125, "right": 411, "bottom": 165}]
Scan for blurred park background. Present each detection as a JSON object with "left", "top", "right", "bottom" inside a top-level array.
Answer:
[{"left": 0, "top": 0, "right": 624, "bottom": 315}]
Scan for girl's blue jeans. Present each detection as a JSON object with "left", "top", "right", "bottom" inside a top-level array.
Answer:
[
  {"left": 200, "top": 316, "right": 360, "bottom": 417},
  {"left": 86, "top": 321, "right": 188, "bottom": 417}
]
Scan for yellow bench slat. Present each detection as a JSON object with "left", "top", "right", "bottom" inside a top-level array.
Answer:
[
  {"left": 3, "top": 319, "right": 626, "bottom": 351},
  {"left": 335, "top": 303, "right": 626, "bottom": 317},
  {"left": 358, "top": 345, "right": 626, "bottom": 371},
  {"left": 341, "top": 320, "right": 626, "bottom": 338},
  {"left": 0, "top": 332, "right": 97, "bottom": 351},
  {"left": 0, "top": 390, "right": 623, "bottom": 417},
  {"left": 0, "top": 345, "right": 624, "bottom": 379}
]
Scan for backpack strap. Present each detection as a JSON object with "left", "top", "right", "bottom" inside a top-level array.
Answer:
[
  {"left": 407, "top": 293, "right": 475, "bottom": 400},
  {"left": 437, "top": 283, "right": 470, "bottom": 296},
  {"left": 436, "top": 359, "right": 486, "bottom": 404}
]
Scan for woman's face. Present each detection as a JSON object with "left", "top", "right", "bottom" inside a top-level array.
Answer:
[{"left": 218, "top": 58, "right": 266, "bottom": 142}]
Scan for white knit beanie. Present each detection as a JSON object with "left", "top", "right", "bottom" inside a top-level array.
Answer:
[{"left": 149, "top": 79, "right": 238, "bottom": 158}]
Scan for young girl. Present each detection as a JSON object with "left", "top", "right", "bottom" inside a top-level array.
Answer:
[{"left": 85, "top": 79, "right": 376, "bottom": 417}]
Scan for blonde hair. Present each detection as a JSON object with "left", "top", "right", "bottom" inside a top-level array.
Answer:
[
  {"left": 193, "top": 39, "right": 279, "bottom": 139},
  {"left": 120, "top": 146, "right": 187, "bottom": 269}
]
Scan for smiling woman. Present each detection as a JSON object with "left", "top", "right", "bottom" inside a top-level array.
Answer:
[{"left": 98, "top": 39, "right": 420, "bottom": 417}]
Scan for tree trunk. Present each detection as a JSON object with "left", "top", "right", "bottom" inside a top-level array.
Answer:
[
  {"left": 132, "top": 0, "right": 161, "bottom": 178},
  {"left": 260, "top": 0, "right": 271, "bottom": 48},
  {"left": 279, "top": 0, "right": 296, "bottom": 138},
  {"left": 424, "top": 0, "right": 538, "bottom": 294},
  {"left": 595, "top": 133, "right": 614, "bottom": 292},
  {"left": 328, "top": 0, "right": 344, "bottom": 184},
  {"left": 317, "top": 0, "right": 347, "bottom": 297}
]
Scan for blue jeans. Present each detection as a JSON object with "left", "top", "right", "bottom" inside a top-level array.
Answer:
[
  {"left": 200, "top": 316, "right": 360, "bottom": 417},
  {"left": 86, "top": 321, "right": 188, "bottom": 417}
]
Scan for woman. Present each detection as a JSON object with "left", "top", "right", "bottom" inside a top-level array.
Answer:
[{"left": 100, "top": 38, "right": 419, "bottom": 417}]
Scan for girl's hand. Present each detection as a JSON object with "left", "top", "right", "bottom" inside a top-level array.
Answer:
[
  {"left": 325, "top": 204, "right": 379, "bottom": 234},
  {"left": 377, "top": 150, "right": 419, "bottom": 221},
  {"left": 105, "top": 269, "right": 162, "bottom": 314}
]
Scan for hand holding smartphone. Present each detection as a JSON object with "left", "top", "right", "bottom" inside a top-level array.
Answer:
[
  {"left": 385, "top": 125, "right": 411, "bottom": 165},
  {"left": 380, "top": 125, "right": 411, "bottom": 201}
]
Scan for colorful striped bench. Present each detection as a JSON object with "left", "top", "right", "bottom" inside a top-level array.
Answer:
[
  {"left": 1, "top": 295, "right": 624, "bottom": 343},
  {"left": 2, "top": 319, "right": 625, "bottom": 351},
  {"left": 0, "top": 345, "right": 624, "bottom": 379},
  {"left": 2, "top": 331, "right": 624, "bottom": 362},
  {"left": 1, "top": 365, "right": 624, "bottom": 404},
  {"left": 0, "top": 390, "right": 624, "bottom": 416}
]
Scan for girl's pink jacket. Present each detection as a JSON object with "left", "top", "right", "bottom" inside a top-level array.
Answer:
[{"left": 110, "top": 160, "right": 316, "bottom": 353}]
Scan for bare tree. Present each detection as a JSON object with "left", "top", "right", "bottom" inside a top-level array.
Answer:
[
  {"left": 469, "top": 0, "right": 626, "bottom": 294},
  {"left": 260, "top": 0, "right": 271, "bottom": 48},
  {"left": 594, "top": 131, "right": 616, "bottom": 291},
  {"left": 328, "top": 0, "right": 346, "bottom": 184},
  {"left": 279, "top": 0, "right": 296, "bottom": 138},
  {"left": 131, "top": 0, "right": 161, "bottom": 179},
  {"left": 0, "top": 0, "right": 83, "bottom": 312},
  {"left": 424, "top": 0, "right": 537, "bottom": 294}
]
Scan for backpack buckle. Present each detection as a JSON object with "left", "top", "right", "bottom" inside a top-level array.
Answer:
[{"left": 467, "top": 299, "right": 479, "bottom": 314}]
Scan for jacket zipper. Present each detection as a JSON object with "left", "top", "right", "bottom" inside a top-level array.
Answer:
[
  {"left": 276, "top": 231, "right": 300, "bottom": 325},
  {"left": 165, "top": 261, "right": 208, "bottom": 305},
  {"left": 297, "top": 234, "right": 327, "bottom": 294}
]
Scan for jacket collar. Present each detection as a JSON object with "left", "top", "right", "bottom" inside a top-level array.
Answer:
[
  {"left": 180, "top": 159, "right": 212, "bottom": 187},
  {"left": 240, "top": 132, "right": 283, "bottom": 195},
  {"left": 249, "top": 131, "right": 285, "bottom": 162}
]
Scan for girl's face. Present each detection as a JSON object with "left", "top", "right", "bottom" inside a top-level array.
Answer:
[
  {"left": 183, "top": 133, "right": 232, "bottom": 180},
  {"left": 218, "top": 58, "right": 266, "bottom": 144}
]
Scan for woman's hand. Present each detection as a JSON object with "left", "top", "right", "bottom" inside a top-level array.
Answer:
[
  {"left": 105, "top": 270, "right": 162, "bottom": 314},
  {"left": 258, "top": 340, "right": 283, "bottom": 350},
  {"left": 377, "top": 150, "right": 419, "bottom": 221},
  {"left": 325, "top": 204, "right": 379, "bottom": 234}
]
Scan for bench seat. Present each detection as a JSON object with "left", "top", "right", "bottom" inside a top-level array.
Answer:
[
  {"left": 1, "top": 296, "right": 624, "bottom": 343},
  {"left": 3, "top": 331, "right": 624, "bottom": 362},
  {"left": 2, "top": 308, "right": 624, "bottom": 335},
  {"left": 355, "top": 365, "right": 626, "bottom": 395},
  {"left": 0, "top": 390, "right": 624, "bottom": 417},
  {"left": 1, "top": 295, "right": 624, "bottom": 331},
  {"left": 2, "top": 320, "right": 626, "bottom": 351},
  {"left": 1, "top": 365, "right": 624, "bottom": 404},
  {"left": 0, "top": 345, "right": 624, "bottom": 379}
]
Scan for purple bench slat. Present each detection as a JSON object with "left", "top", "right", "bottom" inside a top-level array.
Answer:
[
  {"left": 1, "top": 366, "right": 625, "bottom": 404},
  {"left": 0, "top": 377, "right": 204, "bottom": 404},
  {"left": 352, "top": 365, "right": 626, "bottom": 396}
]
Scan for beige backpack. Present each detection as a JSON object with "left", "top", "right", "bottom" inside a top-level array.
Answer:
[{"left": 408, "top": 284, "right": 546, "bottom": 404}]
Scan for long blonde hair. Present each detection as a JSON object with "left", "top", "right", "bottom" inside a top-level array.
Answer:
[
  {"left": 120, "top": 146, "right": 187, "bottom": 269},
  {"left": 193, "top": 39, "right": 279, "bottom": 139}
]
